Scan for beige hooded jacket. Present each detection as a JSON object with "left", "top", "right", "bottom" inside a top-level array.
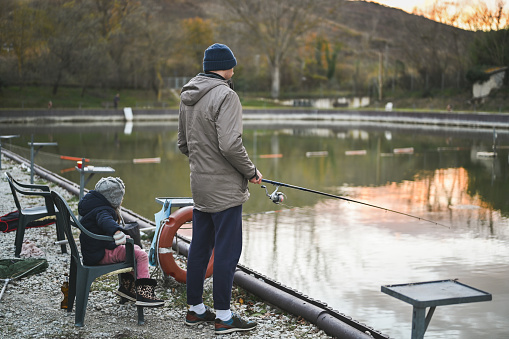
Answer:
[{"left": 178, "top": 74, "right": 256, "bottom": 213}]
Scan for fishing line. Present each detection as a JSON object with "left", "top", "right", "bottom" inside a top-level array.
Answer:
[
  {"left": 242, "top": 207, "right": 296, "bottom": 218},
  {"left": 261, "top": 179, "right": 450, "bottom": 228}
]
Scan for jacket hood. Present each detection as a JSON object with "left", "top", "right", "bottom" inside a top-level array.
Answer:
[
  {"left": 78, "top": 190, "right": 112, "bottom": 217},
  {"left": 181, "top": 75, "right": 227, "bottom": 106}
]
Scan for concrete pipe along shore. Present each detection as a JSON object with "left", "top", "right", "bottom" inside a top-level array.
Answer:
[{"left": 2, "top": 148, "right": 389, "bottom": 339}]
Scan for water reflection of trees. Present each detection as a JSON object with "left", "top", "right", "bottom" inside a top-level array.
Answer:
[{"left": 260, "top": 130, "right": 508, "bottom": 217}]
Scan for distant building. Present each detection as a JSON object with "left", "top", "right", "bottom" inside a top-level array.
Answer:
[
  {"left": 282, "top": 97, "right": 371, "bottom": 109},
  {"left": 472, "top": 66, "right": 507, "bottom": 99}
]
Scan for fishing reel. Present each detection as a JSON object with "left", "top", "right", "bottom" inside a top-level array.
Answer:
[{"left": 261, "top": 185, "right": 286, "bottom": 204}]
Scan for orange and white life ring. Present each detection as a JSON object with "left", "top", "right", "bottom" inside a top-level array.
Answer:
[{"left": 157, "top": 205, "right": 214, "bottom": 283}]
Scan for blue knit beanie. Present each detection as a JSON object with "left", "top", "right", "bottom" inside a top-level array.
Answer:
[{"left": 203, "top": 43, "right": 237, "bottom": 72}]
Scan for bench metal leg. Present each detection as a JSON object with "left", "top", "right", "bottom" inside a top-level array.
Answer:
[
  {"left": 411, "top": 306, "right": 436, "bottom": 339},
  {"left": 137, "top": 305, "right": 145, "bottom": 325}
]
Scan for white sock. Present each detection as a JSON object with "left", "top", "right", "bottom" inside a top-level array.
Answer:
[
  {"left": 189, "top": 303, "right": 206, "bottom": 314},
  {"left": 216, "top": 309, "right": 232, "bottom": 321}
]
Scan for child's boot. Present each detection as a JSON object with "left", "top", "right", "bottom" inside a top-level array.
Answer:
[
  {"left": 116, "top": 273, "right": 136, "bottom": 302},
  {"left": 135, "top": 278, "right": 164, "bottom": 307}
]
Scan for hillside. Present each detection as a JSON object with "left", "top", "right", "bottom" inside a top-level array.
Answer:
[
  {"left": 322, "top": 1, "right": 475, "bottom": 89},
  {"left": 308, "top": 1, "right": 489, "bottom": 110},
  {"left": 2, "top": 0, "right": 502, "bottom": 112},
  {"left": 333, "top": 1, "right": 476, "bottom": 47}
]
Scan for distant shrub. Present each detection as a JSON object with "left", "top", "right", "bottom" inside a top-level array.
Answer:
[{"left": 466, "top": 66, "right": 491, "bottom": 84}]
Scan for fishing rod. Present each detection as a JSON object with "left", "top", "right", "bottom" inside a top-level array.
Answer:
[{"left": 261, "top": 179, "right": 450, "bottom": 228}]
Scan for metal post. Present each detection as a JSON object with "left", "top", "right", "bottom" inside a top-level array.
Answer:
[
  {"left": 411, "top": 306, "right": 426, "bottom": 339},
  {"left": 493, "top": 128, "right": 497, "bottom": 154},
  {"left": 0, "top": 136, "right": 18, "bottom": 171},
  {"left": 30, "top": 135, "right": 35, "bottom": 184},
  {"left": 0, "top": 135, "right": 19, "bottom": 170},
  {"left": 378, "top": 52, "right": 383, "bottom": 101},
  {"left": 0, "top": 136, "right": 15, "bottom": 170},
  {"left": 79, "top": 157, "right": 85, "bottom": 201}
]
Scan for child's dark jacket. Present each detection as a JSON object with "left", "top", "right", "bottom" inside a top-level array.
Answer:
[{"left": 78, "top": 190, "right": 123, "bottom": 265}]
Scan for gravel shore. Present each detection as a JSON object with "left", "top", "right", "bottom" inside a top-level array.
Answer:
[{"left": 0, "top": 158, "right": 332, "bottom": 339}]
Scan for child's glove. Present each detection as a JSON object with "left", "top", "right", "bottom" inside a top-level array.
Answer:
[{"left": 113, "top": 231, "right": 126, "bottom": 245}]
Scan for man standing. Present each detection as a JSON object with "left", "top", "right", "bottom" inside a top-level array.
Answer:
[
  {"left": 113, "top": 93, "right": 120, "bottom": 109},
  {"left": 178, "top": 43, "right": 262, "bottom": 335}
]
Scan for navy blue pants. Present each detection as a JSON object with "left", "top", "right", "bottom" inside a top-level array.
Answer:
[{"left": 186, "top": 205, "right": 243, "bottom": 310}]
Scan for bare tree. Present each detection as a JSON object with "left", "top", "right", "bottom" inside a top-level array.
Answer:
[
  {"left": 414, "top": 0, "right": 508, "bottom": 31},
  {"left": 220, "top": 0, "right": 331, "bottom": 99},
  {"left": 412, "top": 0, "right": 462, "bottom": 27},
  {"left": 92, "top": 0, "right": 144, "bottom": 89},
  {"left": 463, "top": 0, "right": 506, "bottom": 31},
  {"left": 45, "top": 1, "right": 99, "bottom": 94}
]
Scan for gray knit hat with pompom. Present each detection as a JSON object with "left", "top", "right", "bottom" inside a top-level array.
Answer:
[{"left": 95, "top": 177, "right": 125, "bottom": 208}]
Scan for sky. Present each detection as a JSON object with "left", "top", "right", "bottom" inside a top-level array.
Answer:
[
  {"left": 369, "top": 0, "right": 501, "bottom": 13},
  {"left": 369, "top": 0, "right": 433, "bottom": 12}
]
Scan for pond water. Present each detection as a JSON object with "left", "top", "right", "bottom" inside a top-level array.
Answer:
[{"left": 3, "top": 120, "right": 509, "bottom": 339}]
